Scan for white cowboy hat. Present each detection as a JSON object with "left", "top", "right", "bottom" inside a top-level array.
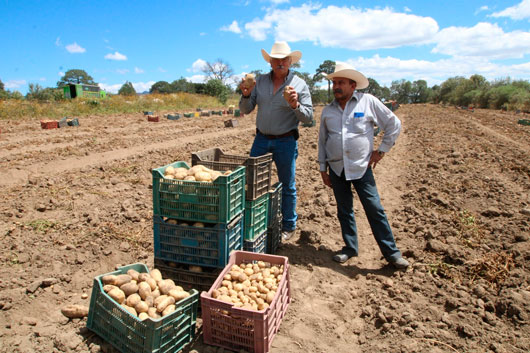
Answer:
[
  {"left": 323, "top": 61, "right": 369, "bottom": 89},
  {"left": 261, "top": 41, "right": 302, "bottom": 64}
]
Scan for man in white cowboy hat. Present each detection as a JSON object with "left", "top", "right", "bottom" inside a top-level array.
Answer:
[
  {"left": 239, "top": 41, "right": 313, "bottom": 241},
  {"left": 317, "top": 61, "right": 409, "bottom": 269}
]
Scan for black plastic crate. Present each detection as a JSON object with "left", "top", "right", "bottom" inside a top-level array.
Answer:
[
  {"left": 266, "top": 221, "right": 282, "bottom": 255},
  {"left": 191, "top": 148, "right": 272, "bottom": 200},
  {"left": 154, "top": 258, "right": 222, "bottom": 294},
  {"left": 243, "top": 230, "right": 267, "bottom": 254}
]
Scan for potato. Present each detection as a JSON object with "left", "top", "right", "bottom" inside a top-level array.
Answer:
[
  {"left": 158, "top": 279, "right": 176, "bottom": 295},
  {"left": 126, "top": 293, "right": 141, "bottom": 307},
  {"left": 174, "top": 172, "right": 187, "bottom": 180},
  {"left": 242, "top": 73, "right": 256, "bottom": 90},
  {"left": 108, "top": 288, "right": 125, "bottom": 304},
  {"left": 162, "top": 304, "right": 176, "bottom": 317},
  {"left": 61, "top": 304, "right": 89, "bottom": 319},
  {"left": 156, "top": 296, "right": 175, "bottom": 313},
  {"left": 266, "top": 291, "right": 275, "bottom": 304},
  {"left": 138, "top": 282, "right": 152, "bottom": 300},
  {"left": 127, "top": 269, "right": 140, "bottom": 281},
  {"left": 184, "top": 176, "right": 196, "bottom": 181},
  {"left": 150, "top": 269, "right": 163, "bottom": 282},
  {"left": 120, "top": 282, "right": 139, "bottom": 297},
  {"left": 114, "top": 274, "right": 132, "bottom": 287},
  {"left": 148, "top": 307, "right": 161, "bottom": 319},
  {"left": 151, "top": 288, "right": 161, "bottom": 298},
  {"left": 145, "top": 295, "right": 154, "bottom": 308},
  {"left": 146, "top": 277, "right": 157, "bottom": 291},
  {"left": 135, "top": 301, "right": 149, "bottom": 314},
  {"left": 102, "top": 275, "right": 117, "bottom": 285},
  {"left": 195, "top": 171, "right": 212, "bottom": 182},
  {"left": 138, "top": 273, "right": 151, "bottom": 282},
  {"left": 283, "top": 85, "right": 293, "bottom": 101},
  {"left": 169, "top": 289, "right": 190, "bottom": 302},
  {"left": 103, "top": 284, "right": 118, "bottom": 293},
  {"left": 190, "top": 266, "right": 202, "bottom": 273},
  {"left": 122, "top": 304, "right": 137, "bottom": 317},
  {"left": 165, "top": 166, "right": 175, "bottom": 176},
  {"left": 154, "top": 295, "right": 169, "bottom": 306},
  {"left": 212, "top": 289, "right": 220, "bottom": 299},
  {"left": 138, "top": 312, "right": 150, "bottom": 321}
]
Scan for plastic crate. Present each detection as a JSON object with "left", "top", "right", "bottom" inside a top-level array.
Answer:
[
  {"left": 67, "top": 118, "right": 80, "bottom": 126},
  {"left": 166, "top": 114, "right": 180, "bottom": 121},
  {"left": 201, "top": 251, "right": 291, "bottom": 353},
  {"left": 243, "top": 230, "right": 267, "bottom": 254},
  {"left": 154, "top": 258, "right": 221, "bottom": 293},
  {"left": 267, "top": 182, "right": 282, "bottom": 227},
  {"left": 266, "top": 221, "right": 281, "bottom": 255},
  {"left": 147, "top": 115, "right": 159, "bottom": 122},
  {"left": 40, "top": 120, "right": 58, "bottom": 129},
  {"left": 191, "top": 148, "right": 272, "bottom": 201},
  {"left": 87, "top": 263, "right": 198, "bottom": 353},
  {"left": 58, "top": 117, "right": 68, "bottom": 128},
  {"left": 143, "top": 111, "right": 154, "bottom": 115},
  {"left": 152, "top": 161, "right": 245, "bottom": 224},
  {"left": 153, "top": 214, "right": 243, "bottom": 268},
  {"left": 244, "top": 193, "right": 269, "bottom": 241},
  {"left": 183, "top": 113, "right": 193, "bottom": 118}
]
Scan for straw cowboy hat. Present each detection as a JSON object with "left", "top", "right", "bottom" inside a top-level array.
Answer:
[
  {"left": 323, "top": 61, "right": 369, "bottom": 90},
  {"left": 261, "top": 41, "right": 302, "bottom": 64}
]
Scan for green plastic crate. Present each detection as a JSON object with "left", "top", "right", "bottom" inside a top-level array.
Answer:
[
  {"left": 87, "top": 263, "right": 198, "bottom": 353},
  {"left": 152, "top": 161, "right": 245, "bottom": 223},
  {"left": 244, "top": 193, "right": 269, "bottom": 241}
]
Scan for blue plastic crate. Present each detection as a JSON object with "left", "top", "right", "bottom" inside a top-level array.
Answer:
[
  {"left": 153, "top": 214, "right": 243, "bottom": 268},
  {"left": 87, "top": 263, "right": 198, "bottom": 353},
  {"left": 152, "top": 161, "right": 245, "bottom": 223},
  {"left": 243, "top": 230, "right": 267, "bottom": 254}
]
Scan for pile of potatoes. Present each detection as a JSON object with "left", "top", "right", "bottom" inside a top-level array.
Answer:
[
  {"left": 211, "top": 261, "right": 284, "bottom": 311},
  {"left": 101, "top": 268, "right": 191, "bottom": 320},
  {"left": 163, "top": 165, "right": 232, "bottom": 182}
]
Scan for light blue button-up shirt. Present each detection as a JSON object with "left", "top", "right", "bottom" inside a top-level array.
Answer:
[
  {"left": 318, "top": 92, "right": 401, "bottom": 180},
  {"left": 239, "top": 70, "right": 313, "bottom": 135}
]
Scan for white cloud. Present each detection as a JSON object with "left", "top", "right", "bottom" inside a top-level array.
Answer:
[
  {"left": 55, "top": 37, "right": 61, "bottom": 46},
  {"left": 476, "top": 5, "right": 489, "bottom": 14},
  {"left": 158, "top": 67, "right": 167, "bottom": 73},
  {"left": 404, "top": 6, "right": 411, "bottom": 13},
  {"left": 200, "top": 32, "right": 207, "bottom": 36},
  {"left": 221, "top": 20, "right": 242, "bottom": 34},
  {"left": 243, "top": 4, "right": 438, "bottom": 49},
  {"left": 39, "top": 77, "right": 46, "bottom": 82},
  {"left": 344, "top": 54, "right": 530, "bottom": 87},
  {"left": 270, "top": 0, "right": 289, "bottom": 4},
  {"left": 134, "top": 67, "right": 144, "bottom": 74},
  {"left": 5, "top": 80, "right": 26, "bottom": 89},
  {"left": 189, "top": 59, "right": 207, "bottom": 73},
  {"left": 99, "top": 81, "right": 155, "bottom": 94},
  {"left": 104, "top": 51, "right": 127, "bottom": 60},
  {"left": 433, "top": 22, "right": 530, "bottom": 59},
  {"left": 58, "top": 71, "right": 64, "bottom": 77},
  {"left": 490, "top": 0, "right": 530, "bottom": 20},
  {"left": 116, "top": 69, "right": 130, "bottom": 74},
  {"left": 66, "top": 42, "right": 86, "bottom": 53},
  {"left": 186, "top": 74, "right": 207, "bottom": 83}
]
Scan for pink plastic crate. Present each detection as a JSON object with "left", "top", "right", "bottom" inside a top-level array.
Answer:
[{"left": 200, "top": 251, "right": 291, "bottom": 353}]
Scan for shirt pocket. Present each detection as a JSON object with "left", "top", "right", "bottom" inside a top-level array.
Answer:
[{"left": 346, "top": 112, "right": 371, "bottom": 134}]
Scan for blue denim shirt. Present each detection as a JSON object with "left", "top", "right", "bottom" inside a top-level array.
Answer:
[
  {"left": 239, "top": 70, "right": 313, "bottom": 135},
  {"left": 318, "top": 92, "right": 401, "bottom": 180}
]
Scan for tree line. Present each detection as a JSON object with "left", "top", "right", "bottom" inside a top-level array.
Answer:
[{"left": 1, "top": 61, "right": 528, "bottom": 112}]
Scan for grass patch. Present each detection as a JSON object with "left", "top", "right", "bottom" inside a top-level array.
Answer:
[{"left": 25, "top": 219, "right": 57, "bottom": 233}]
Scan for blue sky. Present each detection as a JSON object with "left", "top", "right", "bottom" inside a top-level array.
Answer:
[{"left": 1, "top": 0, "right": 529, "bottom": 94}]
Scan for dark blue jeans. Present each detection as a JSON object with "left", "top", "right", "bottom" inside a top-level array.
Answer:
[
  {"left": 250, "top": 132, "right": 298, "bottom": 232},
  {"left": 329, "top": 167, "right": 402, "bottom": 262}
]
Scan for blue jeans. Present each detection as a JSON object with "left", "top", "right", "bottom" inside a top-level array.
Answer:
[
  {"left": 250, "top": 132, "right": 298, "bottom": 232},
  {"left": 329, "top": 167, "right": 402, "bottom": 262}
]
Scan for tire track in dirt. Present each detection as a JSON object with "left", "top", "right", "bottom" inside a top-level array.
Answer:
[{"left": 0, "top": 126, "right": 255, "bottom": 187}]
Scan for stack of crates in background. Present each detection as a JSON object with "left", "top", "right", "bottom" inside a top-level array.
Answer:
[
  {"left": 191, "top": 148, "right": 273, "bottom": 254},
  {"left": 152, "top": 161, "right": 246, "bottom": 293},
  {"left": 267, "top": 182, "right": 282, "bottom": 254}
]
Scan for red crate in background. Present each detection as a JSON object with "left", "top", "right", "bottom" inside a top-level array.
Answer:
[
  {"left": 201, "top": 251, "right": 291, "bottom": 353},
  {"left": 147, "top": 115, "right": 159, "bottom": 122},
  {"left": 40, "top": 120, "right": 58, "bottom": 129}
]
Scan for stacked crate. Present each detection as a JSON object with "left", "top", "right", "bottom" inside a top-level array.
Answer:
[
  {"left": 152, "top": 161, "right": 246, "bottom": 292},
  {"left": 267, "top": 182, "right": 283, "bottom": 254},
  {"left": 191, "top": 148, "right": 273, "bottom": 254}
]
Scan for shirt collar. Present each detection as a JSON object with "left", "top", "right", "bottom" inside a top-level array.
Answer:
[
  {"left": 268, "top": 70, "right": 293, "bottom": 83},
  {"left": 331, "top": 91, "right": 360, "bottom": 107}
]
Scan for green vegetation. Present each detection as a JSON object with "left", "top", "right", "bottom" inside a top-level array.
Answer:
[
  {"left": 26, "top": 219, "right": 57, "bottom": 233},
  {"left": 118, "top": 81, "right": 136, "bottom": 96}
]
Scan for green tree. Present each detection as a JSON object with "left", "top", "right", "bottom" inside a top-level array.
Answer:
[
  {"left": 204, "top": 79, "right": 230, "bottom": 104},
  {"left": 26, "top": 83, "right": 62, "bottom": 101},
  {"left": 361, "top": 78, "right": 390, "bottom": 101},
  {"left": 0, "top": 79, "right": 4, "bottom": 91},
  {"left": 171, "top": 78, "right": 195, "bottom": 93},
  {"left": 390, "top": 79, "right": 412, "bottom": 104},
  {"left": 410, "top": 80, "right": 431, "bottom": 103},
  {"left": 118, "top": 81, "right": 136, "bottom": 96},
  {"left": 57, "top": 69, "right": 96, "bottom": 87},
  {"left": 150, "top": 81, "right": 172, "bottom": 94},
  {"left": 315, "top": 60, "right": 335, "bottom": 102}
]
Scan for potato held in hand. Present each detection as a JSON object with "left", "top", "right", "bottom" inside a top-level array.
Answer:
[
  {"left": 242, "top": 73, "right": 256, "bottom": 90},
  {"left": 283, "top": 85, "right": 294, "bottom": 102}
]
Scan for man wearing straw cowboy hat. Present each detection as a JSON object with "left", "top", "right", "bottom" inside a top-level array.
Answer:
[
  {"left": 318, "top": 62, "right": 409, "bottom": 269},
  {"left": 239, "top": 41, "right": 314, "bottom": 241}
]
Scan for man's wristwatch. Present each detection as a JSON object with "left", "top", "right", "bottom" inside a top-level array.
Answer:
[{"left": 377, "top": 150, "right": 385, "bottom": 157}]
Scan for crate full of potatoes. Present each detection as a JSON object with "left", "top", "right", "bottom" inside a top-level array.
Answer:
[
  {"left": 200, "top": 251, "right": 291, "bottom": 353},
  {"left": 152, "top": 161, "right": 245, "bottom": 224},
  {"left": 87, "top": 263, "right": 198, "bottom": 353}
]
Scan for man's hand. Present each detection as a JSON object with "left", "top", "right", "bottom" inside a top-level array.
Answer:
[
  {"left": 321, "top": 171, "right": 332, "bottom": 187},
  {"left": 240, "top": 73, "right": 256, "bottom": 97},
  {"left": 369, "top": 150, "right": 384, "bottom": 169},
  {"left": 283, "top": 86, "right": 299, "bottom": 109}
]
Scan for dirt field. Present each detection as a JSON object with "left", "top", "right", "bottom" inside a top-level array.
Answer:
[{"left": 0, "top": 104, "right": 529, "bottom": 353}]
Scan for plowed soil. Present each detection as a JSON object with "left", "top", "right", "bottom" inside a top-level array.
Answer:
[{"left": 0, "top": 104, "right": 529, "bottom": 353}]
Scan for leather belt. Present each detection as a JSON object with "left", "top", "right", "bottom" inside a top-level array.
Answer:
[{"left": 257, "top": 129, "right": 296, "bottom": 139}]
